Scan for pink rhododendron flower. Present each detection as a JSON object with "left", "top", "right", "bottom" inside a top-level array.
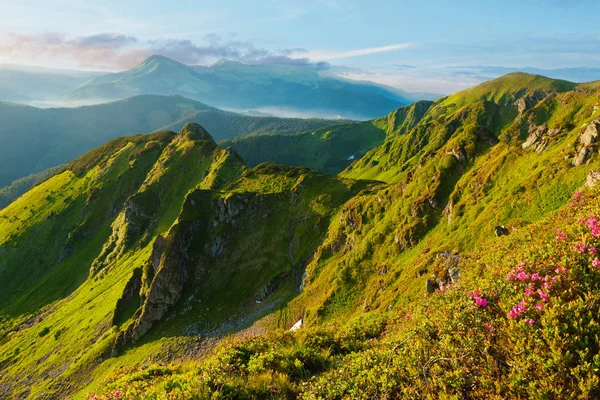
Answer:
[
  {"left": 526, "top": 318, "right": 535, "bottom": 326},
  {"left": 509, "top": 301, "right": 527, "bottom": 319},
  {"left": 535, "top": 303, "right": 544, "bottom": 310},
  {"left": 575, "top": 242, "right": 587, "bottom": 253},
  {"left": 555, "top": 228, "right": 567, "bottom": 241},
  {"left": 593, "top": 258, "right": 600, "bottom": 267},
  {"left": 590, "top": 247, "right": 597, "bottom": 254}
]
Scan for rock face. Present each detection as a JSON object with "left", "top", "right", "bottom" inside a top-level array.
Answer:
[
  {"left": 573, "top": 117, "right": 600, "bottom": 166},
  {"left": 90, "top": 198, "right": 152, "bottom": 276},
  {"left": 515, "top": 94, "right": 546, "bottom": 114},
  {"left": 114, "top": 216, "right": 203, "bottom": 351},
  {"left": 522, "top": 125, "right": 562, "bottom": 152}
]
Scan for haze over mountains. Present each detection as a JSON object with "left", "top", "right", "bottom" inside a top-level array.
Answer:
[
  {"left": 65, "top": 55, "right": 426, "bottom": 119},
  {"left": 0, "top": 95, "right": 345, "bottom": 189},
  {"left": 0, "top": 64, "right": 102, "bottom": 106},
  {"left": 0, "top": 56, "right": 437, "bottom": 120}
]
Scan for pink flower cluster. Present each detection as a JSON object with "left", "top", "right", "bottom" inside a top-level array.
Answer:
[
  {"left": 555, "top": 228, "right": 567, "bottom": 241},
  {"left": 583, "top": 214, "right": 600, "bottom": 237},
  {"left": 468, "top": 290, "right": 488, "bottom": 307},
  {"left": 504, "top": 262, "right": 567, "bottom": 323},
  {"left": 508, "top": 301, "right": 526, "bottom": 319},
  {"left": 569, "top": 191, "right": 586, "bottom": 208}
]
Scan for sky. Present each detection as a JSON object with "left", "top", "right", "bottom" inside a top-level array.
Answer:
[{"left": 1, "top": 0, "right": 600, "bottom": 93}]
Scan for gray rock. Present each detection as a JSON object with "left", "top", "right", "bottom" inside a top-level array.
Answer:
[
  {"left": 522, "top": 125, "right": 562, "bottom": 152},
  {"left": 573, "top": 117, "right": 600, "bottom": 166},
  {"left": 586, "top": 169, "right": 600, "bottom": 188},
  {"left": 426, "top": 251, "right": 461, "bottom": 294},
  {"left": 515, "top": 94, "right": 545, "bottom": 114}
]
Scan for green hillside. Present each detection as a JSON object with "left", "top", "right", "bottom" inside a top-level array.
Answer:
[
  {"left": 222, "top": 122, "right": 386, "bottom": 176},
  {"left": 2, "top": 73, "right": 600, "bottom": 399},
  {"left": 0, "top": 95, "right": 343, "bottom": 189},
  {"left": 220, "top": 101, "right": 435, "bottom": 176}
]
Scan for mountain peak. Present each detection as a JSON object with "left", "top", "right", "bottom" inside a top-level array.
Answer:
[
  {"left": 144, "top": 54, "right": 172, "bottom": 63},
  {"left": 180, "top": 122, "right": 215, "bottom": 142},
  {"left": 211, "top": 58, "right": 243, "bottom": 68}
]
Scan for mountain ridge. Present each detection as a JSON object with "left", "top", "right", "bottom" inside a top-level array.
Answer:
[
  {"left": 0, "top": 94, "right": 347, "bottom": 190},
  {"left": 65, "top": 55, "right": 429, "bottom": 119}
]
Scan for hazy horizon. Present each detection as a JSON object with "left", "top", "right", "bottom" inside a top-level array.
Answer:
[{"left": 2, "top": 0, "right": 600, "bottom": 93}]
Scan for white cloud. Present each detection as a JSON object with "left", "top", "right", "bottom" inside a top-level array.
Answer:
[{"left": 293, "top": 43, "right": 414, "bottom": 61}]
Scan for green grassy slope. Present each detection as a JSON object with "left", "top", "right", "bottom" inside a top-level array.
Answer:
[
  {"left": 0, "top": 124, "right": 369, "bottom": 398},
  {"left": 0, "top": 166, "right": 63, "bottom": 209},
  {"left": 222, "top": 122, "right": 386, "bottom": 176},
  {"left": 220, "top": 101, "right": 435, "bottom": 176},
  {"left": 2, "top": 73, "right": 600, "bottom": 399}
]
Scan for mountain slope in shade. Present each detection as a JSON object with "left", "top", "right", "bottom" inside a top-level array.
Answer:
[
  {"left": 0, "top": 94, "right": 345, "bottom": 188},
  {"left": 2, "top": 73, "right": 600, "bottom": 398},
  {"left": 65, "top": 55, "right": 421, "bottom": 119}
]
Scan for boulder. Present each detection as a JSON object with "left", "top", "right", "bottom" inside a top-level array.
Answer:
[
  {"left": 425, "top": 251, "right": 460, "bottom": 294},
  {"left": 515, "top": 94, "right": 546, "bottom": 114},
  {"left": 522, "top": 125, "right": 562, "bottom": 152},
  {"left": 573, "top": 117, "right": 600, "bottom": 166},
  {"left": 586, "top": 169, "right": 600, "bottom": 188},
  {"left": 495, "top": 225, "right": 510, "bottom": 237}
]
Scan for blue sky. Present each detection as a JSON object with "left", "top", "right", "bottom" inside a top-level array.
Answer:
[{"left": 1, "top": 0, "right": 599, "bottom": 92}]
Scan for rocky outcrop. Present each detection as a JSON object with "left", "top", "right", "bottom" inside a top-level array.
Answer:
[
  {"left": 426, "top": 251, "right": 460, "bottom": 294},
  {"left": 111, "top": 268, "right": 143, "bottom": 326},
  {"left": 522, "top": 125, "right": 562, "bottom": 152},
  {"left": 573, "top": 117, "right": 600, "bottom": 166},
  {"left": 212, "top": 195, "right": 247, "bottom": 227},
  {"left": 515, "top": 93, "right": 546, "bottom": 114},
  {"left": 114, "top": 217, "right": 204, "bottom": 351},
  {"left": 90, "top": 197, "right": 153, "bottom": 276},
  {"left": 586, "top": 170, "right": 600, "bottom": 188},
  {"left": 446, "top": 146, "right": 468, "bottom": 164}
]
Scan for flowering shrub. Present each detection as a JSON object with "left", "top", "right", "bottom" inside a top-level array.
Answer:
[{"left": 88, "top": 189, "right": 600, "bottom": 399}]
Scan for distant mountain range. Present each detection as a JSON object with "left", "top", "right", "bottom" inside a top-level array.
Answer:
[
  {"left": 451, "top": 65, "right": 600, "bottom": 83},
  {"left": 0, "top": 64, "right": 102, "bottom": 105},
  {"left": 61, "top": 55, "right": 433, "bottom": 119},
  {"left": 0, "top": 95, "right": 345, "bottom": 188}
]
